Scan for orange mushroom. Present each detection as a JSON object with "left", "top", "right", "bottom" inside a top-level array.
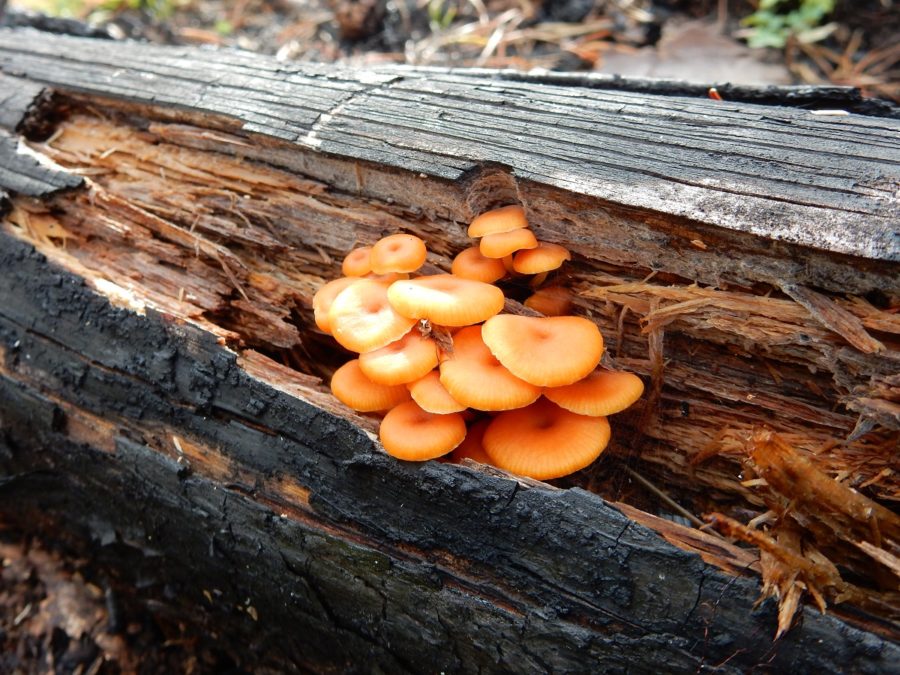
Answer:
[
  {"left": 358, "top": 329, "right": 439, "bottom": 385},
  {"left": 524, "top": 286, "right": 574, "bottom": 316},
  {"left": 479, "top": 228, "right": 539, "bottom": 259},
  {"left": 451, "top": 246, "right": 507, "bottom": 284},
  {"left": 370, "top": 233, "right": 428, "bottom": 274},
  {"left": 544, "top": 369, "right": 644, "bottom": 416},
  {"left": 513, "top": 242, "right": 571, "bottom": 279},
  {"left": 312, "top": 277, "right": 359, "bottom": 333},
  {"left": 387, "top": 274, "right": 505, "bottom": 327},
  {"left": 439, "top": 325, "right": 541, "bottom": 411},
  {"left": 408, "top": 370, "right": 466, "bottom": 414},
  {"left": 481, "top": 314, "right": 603, "bottom": 387},
  {"left": 330, "top": 359, "right": 411, "bottom": 412},
  {"left": 379, "top": 400, "right": 466, "bottom": 461},
  {"left": 342, "top": 246, "right": 373, "bottom": 277},
  {"left": 467, "top": 205, "right": 528, "bottom": 238},
  {"left": 483, "top": 398, "right": 611, "bottom": 479},
  {"left": 328, "top": 279, "right": 417, "bottom": 353},
  {"left": 450, "top": 418, "right": 493, "bottom": 465}
]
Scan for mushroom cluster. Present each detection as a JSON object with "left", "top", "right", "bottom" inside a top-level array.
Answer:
[{"left": 313, "top": 206, "right": 644, "bottom": 480}]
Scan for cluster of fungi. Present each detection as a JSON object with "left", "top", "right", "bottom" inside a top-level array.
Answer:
[{"left": 313, "top": 205, "right": 645, "bottom": 480}]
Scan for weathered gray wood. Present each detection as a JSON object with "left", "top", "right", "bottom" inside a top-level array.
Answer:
[
  {"left": 0, "top": 130, "right": 82, "bottom": 198},
  {"left": 1, "top": 231, "right": 896, "bottom": 673},
  {"left": 0, "top": 28, "right": 897, "bottom": 263}
]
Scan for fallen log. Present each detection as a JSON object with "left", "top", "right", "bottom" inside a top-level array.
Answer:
[{"left": 0, "top": 27, "right": 898, "bottom": 672}]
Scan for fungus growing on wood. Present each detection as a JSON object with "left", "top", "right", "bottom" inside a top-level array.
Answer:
[
  {"left": 481, "top": 315, "right": 604, "bottom": 387},
  {"left": 451, "top": 246, "right": 507, "bottom": 283},
  {"left": 328, "top": 278, "right": 417, "bottom": 352},
  {"left": 370, "top": 233, "right": 428, "bottom": 274},
  {"left": 358, "top": 329, "right": 439, "bottom": 385},
  {"left": 467, "top": 204, "right": 528, "bottom": 238},
  {"left": 387, "top": 275, "right": 505, "bottom": 326},
  {"left": 379, "top": 400, "right": 467, "bottom": 461},
  {"left": 312, "top": 276, "right": 359, "bottom": 333},
  {"left": 342, "top": 246, "right": 373, "bottom": 276},
  {"left": 408, "top": 370, "right": 467, "bottom": 414},
  {"left": 483, "top": 398, "right": 611, "bottom": 480},
  {"left": 439, "top": 325, "right": 541, "bottom": 411},
  {"left": 544, "top": 369, "right": 645, "bottom": 416},
  {"left": 524, "top": 286, "right": 574, "bottom": 316},
  {"left": 512, "top": 242, "right": 571, "bottom": 275},
  {"left": 479, "top": 227, "right": 539, "bottom": 259},
  {"left": 331, "top": 359, "right": 411, "bottom": 412}
]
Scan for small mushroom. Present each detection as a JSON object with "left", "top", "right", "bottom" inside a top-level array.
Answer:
[
  {"left": 450, "top": 418, "right": 493, "bottom": 465},
  {"left": 330, "top": 359, "right": 411, "bottom": 412},
  {"left": 342, "top": 246, "right": 373, "bottom": 277},
  {"left": 512, "top": 242, "right": 571, "bottom": 275},
  {"left": 451, "top": 246, "right": 507, "bottom": 284},
  {"left": 379, "top": 400, "right": 467, "bottom": 461},
  {"left": 544, "top": 369, "right": 645, "bottom": 417},
  {"left": 481, "top": 314, "right": 603, "bottom": 387},
  {"left": 387, "top": 274, "right": 505, "bottom": 327},
  {"left": 358, "top": 329, "right": 439, "bottom": 385},
  {"left": 467, "top": 205, "right": 528, "bottom": 238},
  {"left": 524, "top": 286, "right": 574, "bottom": 316},
  {"left": 439, "top": 325, "right": 541, "bottom": 411},
  {"left": 483, "top": 398, "right": 611, "bottom": 480},
  {"left": 370, "top": 233, "right": 428, "bottom": 274},
  {"left": 479, "top": 228, "right": 539, "bottom": 259},
  {"left": 407, "top": 370, "right": 467, "bottom": 414},
  {"left": 328, "top": 279, "right": 417, "bottom": 353}
]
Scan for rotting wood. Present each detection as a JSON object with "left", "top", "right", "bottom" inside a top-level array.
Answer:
[{"left": 0, "top": 27, "right": 898, "bottom": 671}]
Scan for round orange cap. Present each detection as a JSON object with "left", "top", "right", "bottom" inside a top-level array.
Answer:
[
  {"left": 524, "top": 286, "right": 574, "bottom": 316},
  {"left": 379, "top": 400, "right": 466, "bottom": 461},
  {"left": 479, "top": 228, "right": 539, "bottom": 259},
  {"left": 359, "top": 329, "right": 439, "bottom": 385},
  {"left": 483, "top": 398, "right": 611, "bottom": 479},
  {"left": 387, "top": 275, "right": 505, "bottom": 327},
  {"left": 342, "top": 246, "right": 373, "bottom": 277},
  {"left": 331, "top": 360, "right": 411, "bottom": 412},
  {"left": 451, "top": 246, "right": 506, "bottom": 284},
  {"left": 439, "top": 325, "right": 541, "bottom": 411},
  {"left": 408, "top": 370, "right": 466, "bottom": 414},
  {"left": 544, "top": 369, "right": 644, "bottom": 417},
  {"left": 513, "top": 242, "right": 571, "bottom": 275},
  {"left": 370, "top": 234, "right": 428, "bottom": 274},
  {"left": 312, "top": 277, "right": 359, "bottom": 333},
  {"left": 467, "top": 205, "right": 528, "bottom": 238},
  {"left": 328, "top": 279, "right": 417, "bottom": 353},
  {"left": 481, "top": 315, "right": 603, "bottom": 387}
]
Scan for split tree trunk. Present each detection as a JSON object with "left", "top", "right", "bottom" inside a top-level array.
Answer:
[{"left": 1, "top": 28, "right": 898, "bottom": 673}]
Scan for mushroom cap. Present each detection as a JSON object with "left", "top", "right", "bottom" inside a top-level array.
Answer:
[
  {"left": 451, "top": 418, "right": 493, "bottom": 465},
  {"left": 408, "top": 370, "right": 467, "bottom": 414},
  {"left": 370, "top": 233, "right": 428, "bottom": 274},
  {"left": 439, "top": 325, "right": 541, "bottom": 411},
  {"left": 512, "top": 242, "right": 571, "bottom": 275},
  {"left": 387, "top": 274, "right": 505, "bottom": 327},
  {"left": 483, "top": 398, "right": 611, "bottom": 479},
  {"left": 544, "top": 369, "right": 645, "bottom": 417},
  {"left": 524, "top": 286, "right": 574, "bottom": 316},
  {"left": 328, "top": 279, "right": 417, "bottom": 353},
  {"left": 467, "top": 205, "right": 528, "bottom": 238},
  {"left": 481, "top": 314, "right": 603, "bottom": 387},
  {"left": 379, "top": 400, "right": 467, "bottom": 461},
  {"left": 451, "top": 246, "right": 507, "bottom": 284},
  {"left": 342, "top": 246, "right": 373, "bottom": 277},
  {"left": 479, "top": 228, "right": 539, "bottom": 259},
  {"left": 358, "top": 328, "right": 439, "bottom": 385},
  {"left": 312, "top": 277, "right": 359, "bottom": 333},
  {"left": 330, "top": 359, "right": 411, "bottom": 412}
]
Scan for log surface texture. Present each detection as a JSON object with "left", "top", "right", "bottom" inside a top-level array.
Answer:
[{"left": 1, "top": 27, "right": 899, "bottom": 674}]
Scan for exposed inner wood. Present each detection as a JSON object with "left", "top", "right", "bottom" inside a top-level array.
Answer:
[{"left": 2, "top": 102, "right": 899, "bottom": 631}]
